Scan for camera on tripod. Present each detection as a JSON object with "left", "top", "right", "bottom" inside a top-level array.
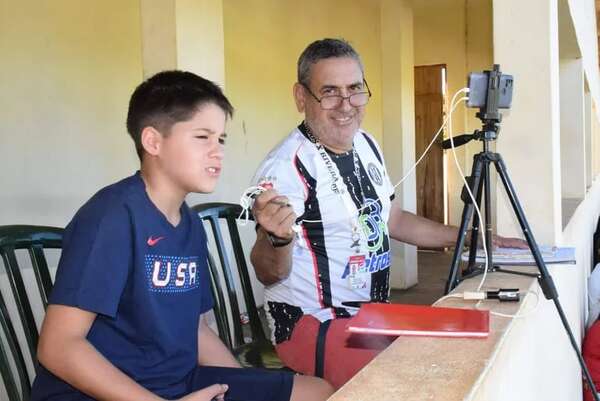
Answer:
[{"left": 443, "top": 65, "right": 599, "bottom": 400}]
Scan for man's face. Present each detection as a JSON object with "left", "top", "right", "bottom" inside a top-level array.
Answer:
[
  {"left": 294, "top": 57, "right": 366, "bottom": 153},
  {"left": 155, "top": 103, "right": 227, "bottom": 194}
]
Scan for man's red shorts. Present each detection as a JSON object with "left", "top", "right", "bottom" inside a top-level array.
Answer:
[{"left": 275, "top": 314, "right": 395, "bottom": 389}]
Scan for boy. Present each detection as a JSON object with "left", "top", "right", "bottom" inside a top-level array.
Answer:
[{"left": 30, "top": 71, "right": 334, "bottom": 401}]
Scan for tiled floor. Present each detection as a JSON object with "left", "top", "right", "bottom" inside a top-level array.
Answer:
[{"left": 390, "top": 250, "right": 454, "bottom": 305}]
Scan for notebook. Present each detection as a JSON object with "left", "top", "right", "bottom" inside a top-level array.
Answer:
[
  {"left": 461, "top": 246, "right": 576, "bottom": 266},
  {"left": 346, "top": 303, "right": 490, "bottom": 338}
]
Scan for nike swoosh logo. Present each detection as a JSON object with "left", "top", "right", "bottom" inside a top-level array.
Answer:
[{"left": 147, "top": 236, "right": 165, "bottom": 246}]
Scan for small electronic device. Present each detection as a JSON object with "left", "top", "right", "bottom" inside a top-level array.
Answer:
[{"left": 467, "top": 67, "right": 513, "bottom": 110}]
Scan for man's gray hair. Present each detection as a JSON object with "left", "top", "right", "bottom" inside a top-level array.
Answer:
[{"left": 297, "top": 38, "right": 364, "bottom": 87}]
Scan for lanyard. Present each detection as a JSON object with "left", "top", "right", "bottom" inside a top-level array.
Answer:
[{"left": 304, "top": 124, "right": 365, "bottom": 254}]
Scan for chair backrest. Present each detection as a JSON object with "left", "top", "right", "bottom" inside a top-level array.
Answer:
[
  {"left": 0, "top": 225, "right": 63, "bottom": 401},
  {"left": 191, "top": 203, "right": 268, "bottom": 352}
]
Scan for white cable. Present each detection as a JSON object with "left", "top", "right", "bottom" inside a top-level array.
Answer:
[
  {"left": 434, "top": 289, "right": 541, "bottom": 319},
  {"left": 445, "top": 94, "right": 489, "bottom": 291},
  {"left": 240, "top": 87, "right": 472, "bottom": 228},
  {"left": 390, "top": 87, "right": 470, "bottom": 193},
  {"left": 433, "top": 293, "right": 466, "bottom": 305},
  {"left": 238, "top": 186, "right": 268, "bottom": 225},
  {"left": 477, "top": 289, "right": 541, "bottom": 319}
]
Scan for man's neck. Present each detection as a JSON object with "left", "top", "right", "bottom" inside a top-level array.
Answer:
[
  {"left": 140, "top": 166, "right": 186, "bottom": 227},
  {"left": 304, "top": 121, "right": 354, "bottom": 154}
]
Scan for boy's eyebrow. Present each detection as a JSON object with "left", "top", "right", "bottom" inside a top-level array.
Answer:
[{"left": 192, "top": 127, "right": 226, "bottom": 136}]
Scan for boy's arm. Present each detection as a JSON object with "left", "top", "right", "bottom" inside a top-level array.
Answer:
[
  {"left": 37, "top": 305, "right": 165, "bottom": 401},
  {"left": 197, "top": 314, "right": 241, "bottom": 368}
]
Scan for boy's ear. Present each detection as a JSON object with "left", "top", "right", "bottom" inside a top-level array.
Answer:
[
  {"left": 293, "top": 83, "right": 306, "bottom": 113},
  {"left": 140, "top": 127, "right": 163, "bottom": 157}
]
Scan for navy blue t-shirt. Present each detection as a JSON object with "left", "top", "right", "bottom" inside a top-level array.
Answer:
[{"left": 31, "top": 172, "right": 214, "bottom": 399}]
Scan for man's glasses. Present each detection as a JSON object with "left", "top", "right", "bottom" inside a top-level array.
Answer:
[{"left": 302, "top": 80, "right": 372, "bottom": 110}]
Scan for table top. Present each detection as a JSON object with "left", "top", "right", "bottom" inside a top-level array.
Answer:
[{"left": 328, "top": 268, "right": 540, "bottom": 401}]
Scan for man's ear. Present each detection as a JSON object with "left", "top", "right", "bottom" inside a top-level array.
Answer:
[
  {"left": 293, "top": 83, "right": 306, "bottom": 113},
  {"left": 140, "top": 126, "right": 163, "bottom": 157}
]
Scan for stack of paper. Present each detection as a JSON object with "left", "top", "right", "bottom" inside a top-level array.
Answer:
[{"left": 461, "top": 246, "right": 576, "bottom": 265}]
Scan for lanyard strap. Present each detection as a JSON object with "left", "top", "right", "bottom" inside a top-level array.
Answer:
[{"left": 304, "top": 124, "right": 365, "bottom": 253}]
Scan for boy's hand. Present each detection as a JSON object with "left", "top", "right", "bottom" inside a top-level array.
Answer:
[
  {"left": 252, "top": 189, "right": 296, "bottom": 240},
  {"left": 176, "top": 384, "right": 228, "bottom": 401}
]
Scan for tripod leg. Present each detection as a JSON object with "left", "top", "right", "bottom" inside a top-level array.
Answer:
[
  {"left": 493, "top": 156, "right": 557, "bottom": 299},
  {"left": 466, "top": 170, "right": 484, "bottom": 269},
  {"left": 445, "top": 154, "right": 485, "bottom": 294},
  {"left": 483, "top": 157, "right": 494, "bottom": 269},
  {"left": 493, "top": 155, "right": 600, "bottom": 401}
]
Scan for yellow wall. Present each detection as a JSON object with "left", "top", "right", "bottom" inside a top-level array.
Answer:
[
  {"left": 0, "top": 0, "right": 142, "bottom": 226},
  {"left": 220, "top": 0, "right": 384, "bottom": 201}
]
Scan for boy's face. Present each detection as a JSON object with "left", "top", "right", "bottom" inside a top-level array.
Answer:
[{"left": 155, "top": 103, "right": 227, "bottom": 194}]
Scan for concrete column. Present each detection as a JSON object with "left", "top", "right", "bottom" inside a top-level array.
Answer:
[
  {"left": 594, "top": 102, "right": 600, "bottom": 179},
  {"left": 175, "top": 0, "right": 225, "bottom": 86},
  {"left": 140, "top": 0, "right": 177, "bottom": 78},
  {"left": 380, "top": 0, "right": 418, "bottom": 289},
  {"left": 585, "top": 90, "right": 592, "bottom": 188},
  {"left": 493, "top": 0, "right": 562, "bottom": 245},
  {"left": 559, "top": 58, "right": 585, "bottom": 199},
  {"left": 140, "top": 0, "right": 225, "bottom": 86}
]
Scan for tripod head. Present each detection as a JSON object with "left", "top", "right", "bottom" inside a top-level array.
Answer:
[{"left": 442, "top": 65, "right": 513, "bottom": 150}]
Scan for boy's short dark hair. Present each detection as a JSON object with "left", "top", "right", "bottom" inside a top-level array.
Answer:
[{"left": 126, "top": 70, "right": 234, "bottom": 160}]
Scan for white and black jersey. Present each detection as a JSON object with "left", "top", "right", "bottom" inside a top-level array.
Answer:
[{"left": 253, "top": 122, "right": 395, "bottom": 344}]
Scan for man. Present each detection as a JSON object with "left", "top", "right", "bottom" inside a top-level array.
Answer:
[{"left": 250, "top": 38, "right": 525, "bottom": 389}]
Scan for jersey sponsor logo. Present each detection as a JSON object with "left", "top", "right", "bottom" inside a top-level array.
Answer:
[
  {"left": 145, "top": 255, "right": 200, "bottom": 293},
  {"left": 146, "top": 236, "right": 165, "bottom": 246},
  {"left": 367, "top": 162, "right": 383, "bottom": 186},
  {"left": 359, "top": 199, "right": 388, "bottom": 252},
  {"left": 341, "top": 251, "right": 391, "bottom": 278}
]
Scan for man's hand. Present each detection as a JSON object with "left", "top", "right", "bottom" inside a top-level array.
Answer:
[
  {"left": 176, "top": 384, "right": 228, "bottom": 401},
  {"left": 492, "top": 235, "right": 529, "bottom": 249},
  {"left": 252, "top": 189, "right": 296, "bottom": 240},
  {"left": 250, "top": 188, "right": 296, "bottom": 285}
]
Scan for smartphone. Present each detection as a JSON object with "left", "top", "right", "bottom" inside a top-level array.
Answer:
[{"left": 467, "top": 71, "right": 513, "bottom": 109}]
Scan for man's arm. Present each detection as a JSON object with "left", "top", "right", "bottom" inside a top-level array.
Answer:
[
  {"left": 388, "top": 203, "right": 457, "bottom": 248},
  {"left": 37, "top": 305, "right": 163, "bottom": 401},
  {"left": 250, "top": 189, "right": 296, "bottom": 286},
  {"left": 197, "top": 314, "right": 240, "bottom": 368},
  {"left": 388, "top": 202, "right": 528, "bottom": 249}
]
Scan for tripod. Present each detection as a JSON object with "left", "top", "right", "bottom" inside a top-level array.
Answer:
[{"left": 443, "top": 118, "right": 599, "bottom": 400}]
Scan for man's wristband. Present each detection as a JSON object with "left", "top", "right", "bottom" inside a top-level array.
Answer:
[{"left": 267, "top": 232, "right": 293, "bottom": 248}]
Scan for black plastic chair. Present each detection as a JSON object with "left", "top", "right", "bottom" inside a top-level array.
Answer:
[
  {"left": 192, "top": 203, "right": 286, "bottom": 370},
  {"left": 0, "top": 225, "right": 63, "bottom": 401}
]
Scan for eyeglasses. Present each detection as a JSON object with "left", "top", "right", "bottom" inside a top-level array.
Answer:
[{"left": 302, "top": 80, "right": 372, "bottom": 110}]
